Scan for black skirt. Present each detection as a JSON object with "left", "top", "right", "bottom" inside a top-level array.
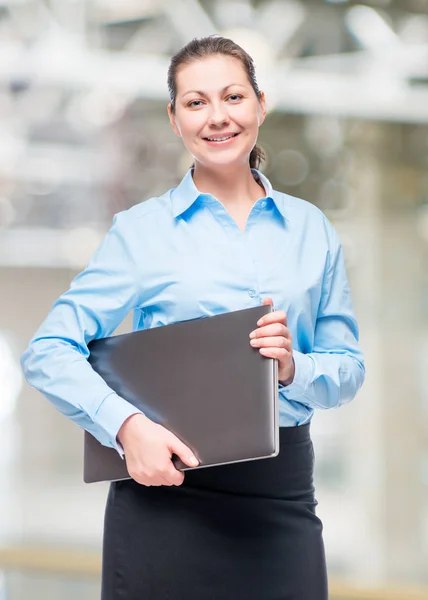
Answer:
[{"left": 101, "top": 424, "right": 328, "bottom": 600}]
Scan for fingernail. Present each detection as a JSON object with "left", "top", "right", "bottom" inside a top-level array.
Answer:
[
  {"left": 190, "top": 457, "right": 198, "bottom": 466},
  {"left": 249, "top": 331, "right": 256, "bottom": 339},
  {"left": 257, "top": 319, "right": 264, "bottom": 326}
]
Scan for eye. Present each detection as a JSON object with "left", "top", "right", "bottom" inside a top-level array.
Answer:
[
  {"left": 227, "top": 94, "right": 243, "bottom": 102},
  {"left": 187, "top": 100, "right": 204, "bottom": 108}
]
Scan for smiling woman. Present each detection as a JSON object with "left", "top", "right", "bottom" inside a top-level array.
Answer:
[
  {"left": 21, "top": 34, "right": 364, "bottom": 600},
  {"left": 166, "top": 49, "right": 270, "bottom": 232},
  {"left": 167, "top": 36, "right": 266, "bottom": 176}
]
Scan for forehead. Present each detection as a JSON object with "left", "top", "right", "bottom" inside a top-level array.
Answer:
[{"left": 176, "top": 54, "right": 249, "bottom": 95}]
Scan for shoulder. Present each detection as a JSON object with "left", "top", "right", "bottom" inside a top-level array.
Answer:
[
  {"left": 115, "top": 190, "right": 173, "bottom": 224},
  {"left": 274, "top": 188, "right": 325, "bottom": 221},
  {"left": 108, "top": 190, "right": 175, "bottom": 240},
  {"left": 273, "top": 189, "right": 342, "bottom": 274},
  {"left": 274, "top": 189, "right": 338, "bottom": 241}
]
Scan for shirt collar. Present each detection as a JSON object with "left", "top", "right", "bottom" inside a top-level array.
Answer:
[
  {"left": 170, "top": 168, "right": 202, "bottom": 218},
  {"left": 171, "top": 168, "right": 288, "bottom": 220},
  {"left": 253, "top": 170, "right": 288, "bottom": 220}
]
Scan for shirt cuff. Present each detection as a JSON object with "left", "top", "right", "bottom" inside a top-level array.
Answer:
[
  {"left": 279, "top": 350, "right": 314, "bottom": 400},
  {"left": 94, "top": 392, "right": 143, "bottom": 457}
]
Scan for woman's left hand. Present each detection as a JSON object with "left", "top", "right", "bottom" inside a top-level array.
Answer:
[{"left": 249, "top": 298, "right": 295, "bottom": 386}]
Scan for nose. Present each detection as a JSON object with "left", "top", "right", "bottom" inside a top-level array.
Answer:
[{"left": 207, "top": 102, "right": 230, "bottom": 127}]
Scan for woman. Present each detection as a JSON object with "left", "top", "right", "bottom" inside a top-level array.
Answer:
[{"left": 21, "top": 35, "right": 365, "bottom": 599}]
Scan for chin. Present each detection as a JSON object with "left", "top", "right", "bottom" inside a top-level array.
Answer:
[
  {"left": 191, "top": 137, "right": 255, "bottom": 169},
  {"left": 197, "top": 152, "right": 252, "bottom": 169}
]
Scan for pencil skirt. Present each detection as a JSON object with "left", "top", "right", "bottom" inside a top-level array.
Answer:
[{"left": 101, "top": 424, "right": 328, "bottom": 600}]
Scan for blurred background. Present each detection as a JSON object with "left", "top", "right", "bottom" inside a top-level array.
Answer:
[{"left": 0, "top": 0, "right": 428, "bottom": 598}]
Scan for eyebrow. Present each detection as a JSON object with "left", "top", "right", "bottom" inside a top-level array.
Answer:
[{"left": 181, "top": 84, "right": 246, "bottom": 99}]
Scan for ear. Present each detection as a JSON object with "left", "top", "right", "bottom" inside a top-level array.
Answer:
[
  {"left": 258, "top": 91, "right": 267, "bottom": 127},
  {"left": 167, "top": 103, "right": 181, "bottom": 137}
]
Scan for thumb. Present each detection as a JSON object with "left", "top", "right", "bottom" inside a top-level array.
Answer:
[
  {"left": 262, "top": 297, "right": 274, "bottom": 307},
  {"left": 168, "top": 434, "right": 199, "bottom": 468}
]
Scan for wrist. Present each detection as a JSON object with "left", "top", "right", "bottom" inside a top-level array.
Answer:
[
  {"left": 279, "top": 358, "right": 295, "bottom": 387},
  {"left": 117, "top": 412, "right": 146, "bottom": 445}
]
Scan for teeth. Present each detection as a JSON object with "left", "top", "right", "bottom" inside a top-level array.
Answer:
[{"left": 206, "top": 134, "right": 235, "bottom": 141}]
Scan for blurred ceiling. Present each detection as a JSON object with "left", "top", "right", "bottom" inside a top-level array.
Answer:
[
  {"left": 1, "top": 0, "right": 428, "bottom": 265},
  {"left": 2, "top": 0, "right": 428, "bottom": 119}
]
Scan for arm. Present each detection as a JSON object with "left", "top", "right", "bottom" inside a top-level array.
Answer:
[
  {"left": 21, "top": 213, "right": 143, "bottom": 454},
  {"left": 280, "top": 231, "right": 365, "bottom": 410}
]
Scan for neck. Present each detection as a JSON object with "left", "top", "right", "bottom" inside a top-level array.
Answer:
[{"left": 192, "top": 162, "right": 265, "bottom": 208}]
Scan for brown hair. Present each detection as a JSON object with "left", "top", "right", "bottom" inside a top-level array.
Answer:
[{"left": 167, "top": 35, "right": 265, "bottom": 170}]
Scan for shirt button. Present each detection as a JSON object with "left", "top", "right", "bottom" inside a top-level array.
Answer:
[
  {"left": 260, "top": 201, "right": 267, "bottom": 209},
  {"left": 248, "top": 289, "right": 257, "bottom": 298}
]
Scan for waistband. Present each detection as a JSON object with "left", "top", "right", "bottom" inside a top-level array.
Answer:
[
  {"left": 279, "top": 423, "right": 311, "bottom": 444},
  {"left": 117, "top": 424, "right": 313, "bottom": 500}
]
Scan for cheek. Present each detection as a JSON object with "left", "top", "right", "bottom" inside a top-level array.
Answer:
[
  {"left": 178, "top": 113, "right": 205, "bottom": 139},
  {"left": 232, "top": 104, "right": 260, "bottom": 132}
]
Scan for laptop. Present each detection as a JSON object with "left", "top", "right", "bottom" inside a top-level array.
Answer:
[{"left": 84, "top": 304, "right": 279, "bottom": 483}]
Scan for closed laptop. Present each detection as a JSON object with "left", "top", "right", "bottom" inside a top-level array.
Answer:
[{"left": 84, "top": 304, "right": 279, "bottom": 483}]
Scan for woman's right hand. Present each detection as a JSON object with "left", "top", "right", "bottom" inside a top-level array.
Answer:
[{"left": 116, "top": 414, "right": 199, "bottom": 486}]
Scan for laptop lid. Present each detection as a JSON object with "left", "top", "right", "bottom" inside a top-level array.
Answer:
[{"left": 84, "top": 304, "right": 278, "bottom": 483}]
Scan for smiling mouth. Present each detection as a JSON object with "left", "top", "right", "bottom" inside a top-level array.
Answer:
[{"left": 203, "top": 133, "right": 240, "bottom": 142}]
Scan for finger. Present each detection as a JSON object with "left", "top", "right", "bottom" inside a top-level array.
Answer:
[
  {"left": 168, "top": 435, "right": 199, "bottom": 468},
  {"left": 130, "top": 469, "right": 156, "bottom": 486},
  {"left": 164, "top": 466, "right": 185, "bottom": 487},
  {"left": 149, "top": 479, "right": 166, "bottom": 487},
  {"left": 251, "top": 336, "right": 291, "bottom": 350},
  {"left": 128, "top": 461, "right": 176, "bottom": 487},
  {"left": 156, "top": 464, "right": 184, "bottom": 486},
  {"left": 259, "top": 347, "right": 291, "bottom": 360},
  {"left": 141, "top": 468, "right": 183, "bottom": 487},
  {"left": 155, "top": 448, "right": 187, "bottom": 486},
  {"left": 250, "top": 323, "right": 289, "bottom": 339},
  {"left": 161, "top": 454, "right": 187, "bottom": 485},
  {"left": 160, "top": 454, "right": 186, "bottom": 485},
  {"left": 150, "top": 476, "right": 177, "bottom": 487},
  {"left": 130, "top": 473, "right": 162, "bottom": 487},
  {"left": 152, "top": 465, "right": 179, "bottom": 486},
  {"left": 257, "top": 310, "right": 287, "bottom": 328},
  {"left": 261, "top": 297, "right": 274, "bottom": 307}
]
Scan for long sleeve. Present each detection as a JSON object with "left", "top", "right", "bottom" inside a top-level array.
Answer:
[
  {"left": 280, "top": 228, "right": 365, "bottom": 410},
  {"left": 20, "top": 213, "right": 143, "bottom": 453}
]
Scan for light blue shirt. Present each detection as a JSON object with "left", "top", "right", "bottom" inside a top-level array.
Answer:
[{"left": 21, "top": 169, "right": 365, "bottom": 454}]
